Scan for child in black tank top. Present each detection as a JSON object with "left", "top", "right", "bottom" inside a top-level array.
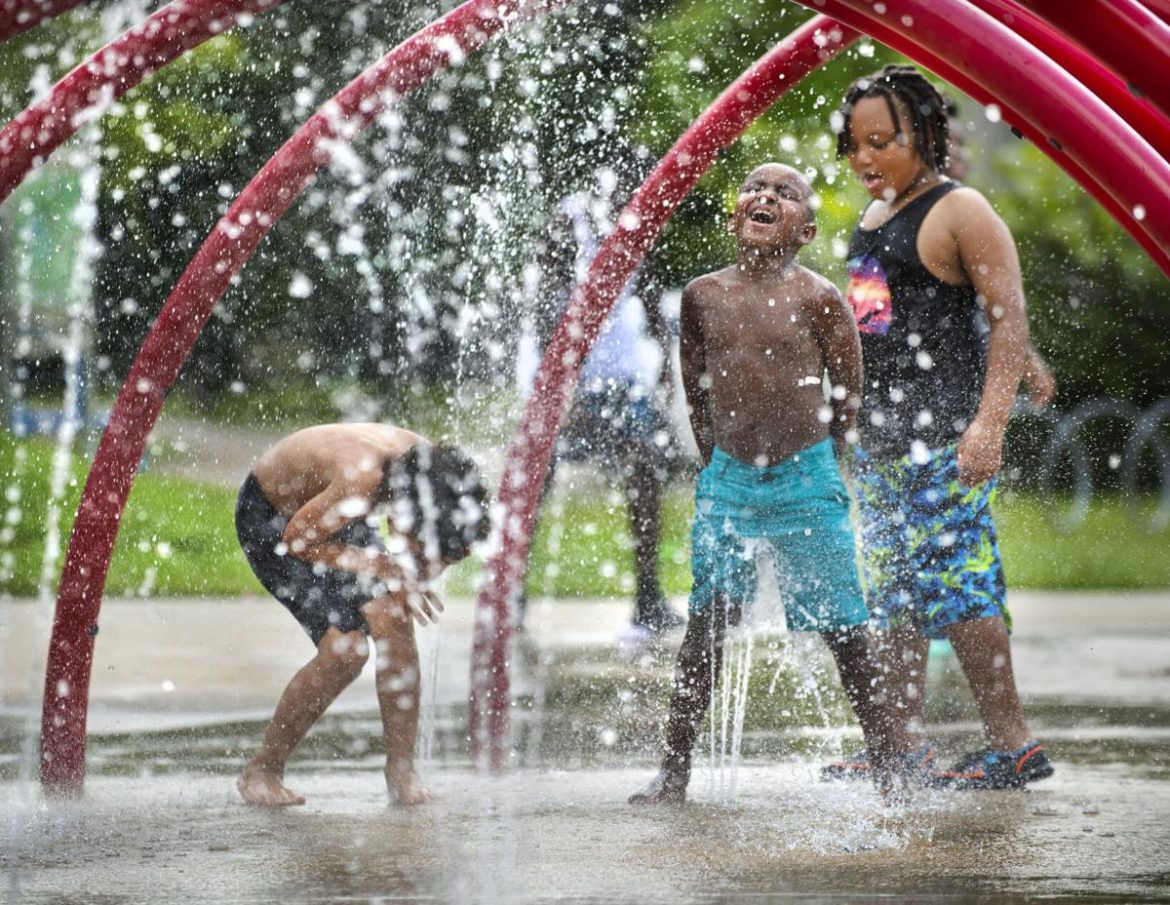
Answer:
[{"left": 827, "top": 65, "right": 1054, "bottom": 791}]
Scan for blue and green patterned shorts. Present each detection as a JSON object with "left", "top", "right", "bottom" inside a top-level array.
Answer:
[{"left": 850, "top": 444, "right": 1008, "bottom": 639}]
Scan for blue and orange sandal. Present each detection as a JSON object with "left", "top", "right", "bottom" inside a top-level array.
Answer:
[{"left": 928, "top": 741, "right": 1054, "bottom": 790}]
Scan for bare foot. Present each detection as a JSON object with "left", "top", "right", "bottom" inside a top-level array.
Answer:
[
  {"left": 629, "top": 764, "right": 689, "bottom": 805},
  {"left": 237, "top": 764, "right": 306, "bottom": 807},
  {"left": 385, "top": 766, "right": 433, "bottom": 806}
]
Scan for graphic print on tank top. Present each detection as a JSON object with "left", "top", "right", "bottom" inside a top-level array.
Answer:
[{"left": 846, "top": 255, "right": 892, "bottom": 335}]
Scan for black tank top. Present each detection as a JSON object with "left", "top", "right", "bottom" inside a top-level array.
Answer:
[{"left": 845, "top": 182, "right": 987, "bottom": 459}]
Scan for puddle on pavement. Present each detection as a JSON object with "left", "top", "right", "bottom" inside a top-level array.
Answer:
[{"left": 4, "top": 638, "right": 1170, "bottom": 903}]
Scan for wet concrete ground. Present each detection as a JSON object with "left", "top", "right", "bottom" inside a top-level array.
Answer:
[{"left": 3, "top": 592, "right": 1170, "bottom": 903}]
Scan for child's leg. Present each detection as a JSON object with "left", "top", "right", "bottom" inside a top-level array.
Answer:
[
  {"left": 626, "top": 450, "right": 665, "bottom": 613},
  {"left": 665, "top": 602, "right": 734, "bottom": 760},
  {"left": 822, "top": 626, "right": 910, "bottom": 778},
  {"left": 238, "top": 626, "right": 369, "bottom": 806},
  {"left": 630, "top": 600, "right": 733, "bottom": 804},
  {"left": 947, "top": 614, "right": 1031, "bottom": 751},
  {"left": 364, "top": 596, "right": 430, "bottom": 805},
  {"left": 871, "top": 624, "right": 930, "bottom": 741}
]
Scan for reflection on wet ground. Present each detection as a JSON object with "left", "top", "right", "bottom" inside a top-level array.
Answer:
[
  {"left": 3, "top": 594, "right": 1170, "bottom": 903},
  {"left": 4, "top": 765, "right": 1166, "bottom": 904}
]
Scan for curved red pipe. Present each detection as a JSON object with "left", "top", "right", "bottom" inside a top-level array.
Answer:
[
  {"left": 800, "top": 0, "right": 1170, "bottom": 272},
  {"left": 0, "top": 0, "right": 86, "bottom": 43},
  {"left": 1018, "top": 0, "right": 1170, "bottom": 118},
  {"left": 969, "top": 0, "right": 1170, "bottom": 160},
  {"left": 39, "top": 0, "right": 564, "bottom": 792},
  {"left": 1140, "top": 0, "right": 1170, "bottom": 26},
  {"left": 0, "top": 0, "right": 287, "bottom": 206},
  {"left": 815, "top": 1, "right": 1170, "bottom": 273},
  {"left": 467, "top": 15, "right": 860, "bottom": 770}
]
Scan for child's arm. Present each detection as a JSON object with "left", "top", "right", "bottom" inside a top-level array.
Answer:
[
  {"left": 283, "top": 482, "right": 440, "bottom": 624},
  {"left": 809, "top": 280, "right": 862, "bottom": 446},
  {"left": 679, "top": 281, "right": 714, "bottom": 464},
  {"left": 282, "top": 482, "right": 359, "bottom": 553},
  {"left": 952, "top": 191, "right": 1029, "bottom": 486}
]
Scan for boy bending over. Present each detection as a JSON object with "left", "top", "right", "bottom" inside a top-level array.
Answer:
[
  {"left": 235, "top": 423, "right": 489, "bottom": 806},
  {"left": 630, "top": 163, "right": 903, "bottom": 804}
]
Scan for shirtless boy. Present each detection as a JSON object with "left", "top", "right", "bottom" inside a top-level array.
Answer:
[
  {"left": 234, "top": 423, "right": 490, "bottom": 806},
  {"left": 630, "top": 163, "right": 904, "bottom": 804}
]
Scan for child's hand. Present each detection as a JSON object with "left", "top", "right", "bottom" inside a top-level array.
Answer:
[
  {"left": 1024, "top": 352, "right": 1057, "bottom": 407},
  {"left": 957, "top": 420, "right": 1004, "bottom": 486}
]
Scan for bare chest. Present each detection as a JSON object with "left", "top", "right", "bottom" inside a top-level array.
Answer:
[{"left": 701, "top": 295, "right": 817, "bottom": 362}]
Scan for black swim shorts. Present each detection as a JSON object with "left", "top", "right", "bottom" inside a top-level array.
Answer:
[{"left": 235, "top": 472, "right": 391, "bottom": 645}]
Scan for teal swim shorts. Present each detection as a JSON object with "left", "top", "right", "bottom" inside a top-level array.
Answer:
[
  {"left": 850, "top": 444, "right": 1008, "bottom": 639},
  {"left": 688, "top": 439, "right": 869, "bottom": 633}
]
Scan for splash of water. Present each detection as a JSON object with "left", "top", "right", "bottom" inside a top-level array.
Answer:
[
  {"left": 37, "top": 147, "right": 100, "bottom": 603},
  {"left": 5, "top": 8, "right": 143, "bottom": 894},
  {"left": 701, "top": 616, "right": 755, "bottom": 807}
]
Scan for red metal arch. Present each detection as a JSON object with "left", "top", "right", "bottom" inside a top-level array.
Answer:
[
  {"left": 0, "top": 0, "right": 288, "bottom": 205},
  {"left": 468, "top": 14, "right": 864, "bottom": 767},
  {"left": 0, "top": 0, "right": 87, "bottom": 43},
  {"left": 470, "top": 0, "right": 1170, "bottom": 764},
  {"left": 805, "top": 0, "right": 1170, "bottom": 257},
  {"left": 795, "top": 0, "right": 1170, "bottom": 272},
  {"left": 1143, "top": 0, "right": 1170, "bottom": 26},
  {"left": 468, "top": 14, "right": 861, "bottom": 767},
  {"left": 1019, "top": 0, "right": 1170, "bottom": 117},
  {"left": 968, "top": 0, "right": 1170, "bottom": 160}
]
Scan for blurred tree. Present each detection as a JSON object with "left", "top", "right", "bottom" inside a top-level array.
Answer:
[
  {"left": 987, "top": 141, "right": 1169, "bottom": 407},
  {"left": 83, "top": 0, "right": 679, "bottom": 401},
  {"left": 90, "top": 2, "right": 418, "bottom": 404}
]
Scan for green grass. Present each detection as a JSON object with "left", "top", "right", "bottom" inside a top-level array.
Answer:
[
  {"left": 160, "top": 379, "right": 520, "bottom": 448},
  {"left": 996, "top": 489, "right": 1170, "bottom": 589},
  {"left": 0, "top": 433, "right": 259, "bottom": 597},
  {"left": 3, "top": 433, "right": 1170, "bottom": 599},
  {"left": 501, "top": 484, "right": 695, "bottom": 600}
]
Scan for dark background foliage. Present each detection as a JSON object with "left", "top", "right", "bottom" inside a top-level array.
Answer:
[{"left": 1, "top": 0, "right": 1166, "bottom": 415}]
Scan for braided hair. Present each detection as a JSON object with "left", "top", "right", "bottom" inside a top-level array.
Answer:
[{"left": 836, "top": 65, "right": 950, "bottom": 172}]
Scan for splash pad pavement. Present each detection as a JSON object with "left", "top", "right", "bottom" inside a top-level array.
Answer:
[{"left": 3, "top": 591, "right": 1170, "bottom": 904}]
